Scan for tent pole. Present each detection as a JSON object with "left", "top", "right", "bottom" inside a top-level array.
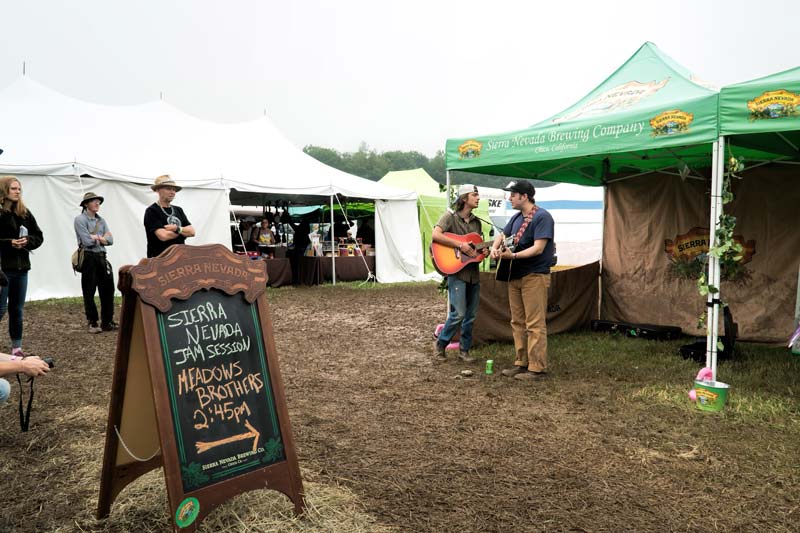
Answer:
[
  {"left": 330, "top": 195, "right": 336, "bottom": 286},
  {"left": 711, "top": 136, "right": 725, "bottom": 380},
  {"left": 706, "top": 136, "right": 725, "bottom": 380},
  {"left": 705, "top": 140, "right": 719, "bottom": 373},
  {"left": 446, "top": 170, "right": 451, "bottom": 201}
]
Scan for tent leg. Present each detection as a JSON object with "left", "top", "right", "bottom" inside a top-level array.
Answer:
[
  {"left": 706, "top": 136, "right": 725, "bottom": 381},
  {"left": 330, "top": 195, "right": 336, "bottom": 286}
]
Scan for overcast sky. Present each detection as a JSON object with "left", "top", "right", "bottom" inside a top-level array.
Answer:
[{"left": 1, "top": 0, "right": 798, "bottom": 157}]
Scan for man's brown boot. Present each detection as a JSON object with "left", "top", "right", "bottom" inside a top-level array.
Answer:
[{"left": 501, "top": 366, "right": 527, "bottom": 377}]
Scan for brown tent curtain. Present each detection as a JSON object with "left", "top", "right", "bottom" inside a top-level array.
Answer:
[
  {"left": 473, "top": 262, "right": 599, "bottom": 345},
  {"left": 602, "top": 164, "right": 799, "bottom": 342}
]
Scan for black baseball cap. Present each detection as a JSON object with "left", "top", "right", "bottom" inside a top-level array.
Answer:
[{"left": 503, "top": 180, "right": 535, "bottom": 198}]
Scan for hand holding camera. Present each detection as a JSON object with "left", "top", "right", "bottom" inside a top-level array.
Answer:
[{"left": 20, "top": 356, "right": 51, "bottom": 377}]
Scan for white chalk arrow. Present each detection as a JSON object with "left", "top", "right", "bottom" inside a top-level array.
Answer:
[{"left": 195, "top": 419, "right": 260, "bottom": 454}]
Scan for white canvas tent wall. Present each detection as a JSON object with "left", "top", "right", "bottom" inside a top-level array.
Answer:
[
  {"left": 0, "top": 164, "right": 230, "bottom": 301},
  {"left": 0, "top": 77, "right": 427, "bottom": 296}
]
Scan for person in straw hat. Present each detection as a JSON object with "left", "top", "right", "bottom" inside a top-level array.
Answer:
[
  {"left": 431, "top": 183, "right": 482, "bottom": 364},
  {"left": 143, "top": 175, "right": 195, "bottom": 258},
  {"left": 74, "top": 191, "right": 116, "bottom": 333}
]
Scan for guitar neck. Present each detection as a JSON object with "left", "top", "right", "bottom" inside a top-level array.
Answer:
[{"left": 472, "top": 241, "right": 494, "bottom": 252}]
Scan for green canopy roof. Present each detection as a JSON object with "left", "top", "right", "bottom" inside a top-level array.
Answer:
[
  {"left": 720, "top": 66, "right": 800, "bottom": 158},
  {"left": 379, "top": 168, "right": 442, "bottom": 196},
  {"left": 446, "top": 42, "right": 722, "bottom": 185}
]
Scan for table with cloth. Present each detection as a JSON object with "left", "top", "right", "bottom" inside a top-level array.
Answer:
[
  {"left": 263, "top": 258, "right": 292, "bottom": 287},
  {"left": 296, "top": 256, "right": 376, "bottom": 285}
]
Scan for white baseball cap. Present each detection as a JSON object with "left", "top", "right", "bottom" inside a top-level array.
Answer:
[{"left": 456, "top": 184, "right": 478, "bottom": 197}]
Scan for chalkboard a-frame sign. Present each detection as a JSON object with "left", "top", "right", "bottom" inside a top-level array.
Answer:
[{"left": 97, "top": 244, "right": 304, "bottom": 531}]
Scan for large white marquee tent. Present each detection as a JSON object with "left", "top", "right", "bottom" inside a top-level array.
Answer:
[{"left": 0, "top": 78, "right": 427, "bottom": 300}]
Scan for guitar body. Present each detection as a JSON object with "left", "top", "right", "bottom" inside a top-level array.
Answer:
[
  {"left": 494, "top": 237, "right": 518, "bottom": 281},
  {"left": 430, "top": 232, "right": 489, "bottom": 275},
  {"left": 495, "top": 257, "right": 512, "bottom": 282}
]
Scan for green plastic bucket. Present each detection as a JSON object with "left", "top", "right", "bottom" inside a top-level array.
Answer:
[{"left": 694, "top": 380, "right": 730, "bottom": 412}]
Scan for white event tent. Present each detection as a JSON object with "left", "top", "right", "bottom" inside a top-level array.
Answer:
[
  {"left": 0, "top": 78, "right": 426, "bottom": 300},
  {"left": 484, "top": 182, "right": 604, "bottom": 266}
]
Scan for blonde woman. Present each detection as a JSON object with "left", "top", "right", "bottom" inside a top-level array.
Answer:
[{"left": 0, "top": 176, "right": 44, "bottom": 357}]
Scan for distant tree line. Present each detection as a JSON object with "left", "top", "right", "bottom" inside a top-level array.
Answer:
[
  {"left": 303, "top": 143, "right": 445, "bottom": 183},
  {"left": 303, "top": 142, "right": 555, "bottom": 189}
]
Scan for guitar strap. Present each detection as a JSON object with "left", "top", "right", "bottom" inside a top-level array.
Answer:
[
  {"left": 512, "top": 205, "right": 538, "bottom": 247},
  {"left": 497, "top": 205, "right": 538, "bottom": 282}
]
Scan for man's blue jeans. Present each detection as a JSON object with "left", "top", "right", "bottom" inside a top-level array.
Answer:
[
  {"left": 0, "top": 270, "right": 29, "bottom": 348},
  {"left": 438, "top": 277, "right": 480, "bottom": 352}
]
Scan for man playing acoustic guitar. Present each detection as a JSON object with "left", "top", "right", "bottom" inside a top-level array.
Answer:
[
  {"left": 489, "top": 180, "right": 555, "bottom": 381},
  {"left": 431, "top": 184, "right": 482, "bottom": 363}
]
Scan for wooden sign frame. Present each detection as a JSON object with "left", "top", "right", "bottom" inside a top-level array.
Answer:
[{"left": 97, "top": 244, "right": 304, "bottom": 531}]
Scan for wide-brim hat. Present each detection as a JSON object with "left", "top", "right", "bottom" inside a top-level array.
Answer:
[
  {"left": 151, "top": 174, "right": 182, "bottom": 192},
  {"left": 80, "top": 192, "right": 104, "bottom": 207}
]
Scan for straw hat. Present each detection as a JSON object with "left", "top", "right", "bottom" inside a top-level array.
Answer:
[
  {"left": 151, "top": 174, "right": 182, "bottom": 192},
  {"left": 79, "top": 192, "right": 104, "bottom": 207}
]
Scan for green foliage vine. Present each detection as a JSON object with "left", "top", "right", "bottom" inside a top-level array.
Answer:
[{"left": 696, "top": 154, "right": 747, "bottom": 343}]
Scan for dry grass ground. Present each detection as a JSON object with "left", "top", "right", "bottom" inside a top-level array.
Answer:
[{"left": 1, "top": 282, "right": 798, "bottom": 532}]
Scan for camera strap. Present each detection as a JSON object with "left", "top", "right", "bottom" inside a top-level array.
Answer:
[{"left": 16, "top": 374, "right": 35, "bottom": 432}]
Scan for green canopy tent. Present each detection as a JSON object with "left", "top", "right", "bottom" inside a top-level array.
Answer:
[
  {"left": 446, "top": 42, "right": 799, "bottom": 380},
  {"left": 720, "top": 65, "right": 800, "bottom": 141},
  {"left": 718, "top": 66, "right": 800, "bottom": 358},
  {"left": 446, "top": 42, "right": 723, "bottom": 186}
]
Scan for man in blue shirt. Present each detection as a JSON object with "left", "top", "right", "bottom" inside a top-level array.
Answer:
[{"left": 489, "top": 180, "right": 555, "bottom": 380}]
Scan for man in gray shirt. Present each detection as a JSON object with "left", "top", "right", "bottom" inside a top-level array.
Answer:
[{"left": 74, "top": 192, "right": 116, "bottom": 333}]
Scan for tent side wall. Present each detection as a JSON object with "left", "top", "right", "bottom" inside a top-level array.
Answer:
[
  {"left": 13, "top": 172, "right": 230, "bottom": 301},
  {"left": 601, "top": 166, "right": 798, "bottom": 342},
  {"left": 374, "top": 199, "right": 436, "bottom": 283}
]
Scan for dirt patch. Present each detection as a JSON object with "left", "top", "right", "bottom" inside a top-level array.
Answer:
[{"left": 1, "top": 283, "right": 798, "bottom": 532}]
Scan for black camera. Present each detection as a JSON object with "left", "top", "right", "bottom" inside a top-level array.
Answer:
[{"left": 42, "top": 357, "right": 55, "bottom": 369}]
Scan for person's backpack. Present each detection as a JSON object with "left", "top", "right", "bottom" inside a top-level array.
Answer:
[{"left": 71, "top": 246, "right": 85, "bottom": 273}]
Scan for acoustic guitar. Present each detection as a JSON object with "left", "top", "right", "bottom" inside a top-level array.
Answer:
[
  {"left": 496, "top": 242, "right": 558, "bottom": 281},
  {"left": 431, "top": 232, "right": 513, "bottom": 276},
  {"left": 494, "top": 241, "right": 516, "bottom": 282},
  {"left": 430, "top": 232, "right": 493, "bottom": 275}
]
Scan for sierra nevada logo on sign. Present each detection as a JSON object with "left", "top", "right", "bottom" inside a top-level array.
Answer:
[
  {"left": 552, "top": 78, "right": 669, "bottom": 123},
  {"left": 649, "top": 109, "right": 694, "bottom": 136},
  {"left": 458, "top": 139, "right": 483, "bottom": 159},
  {"left": 664, "top": 227, "right": 755, "bottom": 281},
  {"left": 747, "top": 89, "right": 800, "bottom": 120}
]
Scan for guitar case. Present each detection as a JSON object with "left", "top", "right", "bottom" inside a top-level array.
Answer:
[
  {"left": 591, "top": 319, "right": 682, "bottom": 340},
  {"left": 679, "top": 307, "right": 738, "bottom": 363}
]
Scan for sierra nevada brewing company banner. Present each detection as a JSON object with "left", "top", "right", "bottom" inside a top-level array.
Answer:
[{"left": 157, "top": 289, "right": 284, "bottom": 493}]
